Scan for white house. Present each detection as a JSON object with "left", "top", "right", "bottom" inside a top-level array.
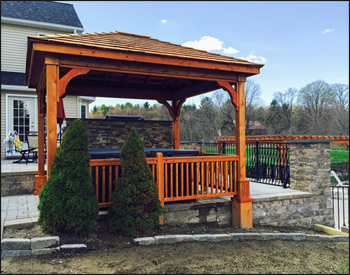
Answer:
[{"left": 1, "top": 1, "right": 95, "bottom": 159}]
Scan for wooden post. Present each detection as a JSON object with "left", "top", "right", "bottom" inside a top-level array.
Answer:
[
  {"left": 157, "top": 99, "right": 185, "bottom": 150},
  {"left": 156, "top": 152, "right": 165, "bottom": 225},
  {"left": 232, "top": 79, "right": 253, "bottom": 228},
  {"left": 45, "top": 56, "right": 59, "bottom": 178},
  {"left": 34, "top": 87, "right": 47, "bottom": 195},
  {"left": 173, "top": 115, "right": 180, "bottom": 149}
]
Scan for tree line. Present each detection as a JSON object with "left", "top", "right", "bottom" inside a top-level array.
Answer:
[{"left": 90, "top": 79, "right": 349, "bottom": 142}]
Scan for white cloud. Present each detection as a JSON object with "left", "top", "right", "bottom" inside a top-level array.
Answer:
[
  {"left": 182, "top": 36, "right": 223, "bottom": 51},
  {"left": 322, "top": 28, "right": 335, "bottom": 34},
  {"left": 223, "top": 46, "right": 240, "bottom": 54},
  {"left": 238, "top": 53, "right": 267, "bottom": 63},
  {"left": 161, "top": 19, "right": 167, "bottom": 23}
]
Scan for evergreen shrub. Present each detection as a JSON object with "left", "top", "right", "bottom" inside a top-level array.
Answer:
[
  {"left": 38, "top": 119, "right": 99, "bottom": 233},
  {"left": 108, "top": 127, "right": 163, "bottom": 236}
]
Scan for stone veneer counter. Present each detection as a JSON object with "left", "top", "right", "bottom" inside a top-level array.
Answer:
[{"left": 65, "top": 118, "right": 173, "bottom": 150}]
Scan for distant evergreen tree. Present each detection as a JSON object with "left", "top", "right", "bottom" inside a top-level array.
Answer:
[
  {"left": 108, "top": 127, "right": 163, "bottom": 236},
  {"left": 38, "top": 119, "right": 99, "bottom": 233}
]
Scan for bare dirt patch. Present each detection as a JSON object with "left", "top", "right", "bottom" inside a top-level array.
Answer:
[{"left": 1, "top": 222, "right": 349, "bottom": 274}]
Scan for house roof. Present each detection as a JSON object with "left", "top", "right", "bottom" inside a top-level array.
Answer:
[
  {"left": 233, "top": 120, "right": 267, "bottom": 130},
  {"left": 1, "top": 72, "right": 27, "bottom": 86},
  {"left": 1, "top": 1, "right": 83, "bottom": 29},
  {"left": 28, "top": 31, "right": 264, "bottom": 68}
]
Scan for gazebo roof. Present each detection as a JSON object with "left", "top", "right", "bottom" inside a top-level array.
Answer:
[
  {"left": 26, "top": 30, "right": 264, "bottom": 101},
  {"left": 26, "top": 31, "right": 263, "bottom": 67}
]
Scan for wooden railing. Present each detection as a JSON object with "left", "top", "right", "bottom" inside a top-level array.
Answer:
[{"left": 90, "top": 153, "right": 239, "bottom": 208}]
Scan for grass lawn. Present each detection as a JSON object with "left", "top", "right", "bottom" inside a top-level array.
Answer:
[{"left": 330, "top": 147, "right": 349, "bottom": 163}]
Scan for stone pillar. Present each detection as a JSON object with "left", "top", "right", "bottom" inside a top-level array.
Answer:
[{"left": 288, "top": 140, "right": 334, "bottom": 226}]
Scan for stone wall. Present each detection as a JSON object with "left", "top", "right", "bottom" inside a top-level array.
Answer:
[
  {"left": 66, "top": 118, "right": 173, "bottom": 150},
  {"left": 164, "top": 140, "right": 335, "bottom": 229},
  {"left": 288, "top": 141, "right": 334, "bottom": 226},
  {"left": 1, "top": 172, "right": 36, "bottom": 196}
]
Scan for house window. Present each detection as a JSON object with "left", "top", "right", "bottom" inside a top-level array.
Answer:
[{"left": 80, "top": 104, "right": 87, "bottom": 119}]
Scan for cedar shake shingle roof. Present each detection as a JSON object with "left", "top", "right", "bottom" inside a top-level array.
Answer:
[
  {"left": 30, "top": 31, "right": 264, "bottom": 67},
  {"left": 1, "top": 1, "right": 83, "bottom": 28}
]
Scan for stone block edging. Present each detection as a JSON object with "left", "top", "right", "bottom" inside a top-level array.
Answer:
[
  {"left": 132, "top": 233, "right": 349, "bottom": 246},
  {"left": 1, "top": 236, "right": 87, "bottom": 258}
]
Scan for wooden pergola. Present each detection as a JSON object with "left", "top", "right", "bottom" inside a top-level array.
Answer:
[{"left": 25, "top": 31, "right": 264, "bottom": 228}]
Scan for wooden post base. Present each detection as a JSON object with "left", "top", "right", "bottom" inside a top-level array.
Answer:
[
  {"left": 34, "top": 175, "right": 47, "bottom": 195},
  {"left": 231, "top": 197, "right": 253, "bottom": 228}
]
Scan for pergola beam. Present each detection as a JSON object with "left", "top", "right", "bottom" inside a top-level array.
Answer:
[
  {"left": 30, "top": 56, "right": 246, "bottom": 86},
  {"left": 65, "top": 83, "right": 173, "bottom": 100}
]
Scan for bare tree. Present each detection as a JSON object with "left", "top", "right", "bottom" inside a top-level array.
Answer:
[
  {"left": 297, "top": 80, "right": 336, "bottom": 134},
  {"left": 331, "top": 83, "right": 349, "bottom": 134},
  {"left": 244, "top": 79, "right": 263, "bottom": 135},
  {"left": 268, "top": 87, "right": 298, "bottom": 134}
]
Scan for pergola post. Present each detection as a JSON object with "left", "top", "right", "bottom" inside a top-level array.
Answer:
[
  {"left": 34, "top": 87, "right": 46, "bottom": 195},
  {"left": 45, "top": 56, "right": 59, "bottom": 178},
  {"left": 232, "top": 80, "right": 253, "bottom": 228},
  {"left": 158, "top": 99, "right": 185, "bottom": 149}
]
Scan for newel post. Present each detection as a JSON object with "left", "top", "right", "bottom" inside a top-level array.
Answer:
[{"left": 156, "top": 152, "right": 165, "bottom": 225}]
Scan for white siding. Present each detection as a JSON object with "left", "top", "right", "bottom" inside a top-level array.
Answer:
[
  {"left": 1, "top": 23, "right": 72, "bottom": 73},
  {"left": 1, "top": 92, "right": 7, "bottom": 159},
  {"left": 63, "top": 96, "right": 79, "bottom": 118}
]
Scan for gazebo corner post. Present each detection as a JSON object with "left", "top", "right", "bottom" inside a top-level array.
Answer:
[
  {"left": 34, "top": 86, "right": 47, "bottom": 195},
  {"left": 45, "top": 55, "right": 59, "bottom": 178},
  {"left": 232, "top": 79, "right": 253, "bottom": 229},
  {"left": 156, "top": 152, "right": 165, "bottom": 225}
]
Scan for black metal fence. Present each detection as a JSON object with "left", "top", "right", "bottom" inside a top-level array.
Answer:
[
  {"left": 331, "top": 162, "right": 349, "bottom": 183},
  {"left": 331, "top": 185, "right": 349, "bottom": 230},
  {"left": 202, "top": 141, "right": 290, "bottom": 188}
]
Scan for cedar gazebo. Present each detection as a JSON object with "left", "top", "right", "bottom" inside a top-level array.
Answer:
[{"left": 25, "top": 31, "right": 264, "bottom": 228}]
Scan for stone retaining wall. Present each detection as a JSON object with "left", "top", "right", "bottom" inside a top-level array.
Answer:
[
  {"left": 133, "top": 233, "right": 349, "bottom": 246},
  {"left": 1, "top": 236, "right": 87, "bottom": 258},
  {"left": 164, "top": 140, "right": 335, "bottom": 228},
  {"left": 66, "top": 118, "right": 173, "bottom": 150},
  {"left": 1, "top": 171, "right": 36, "bottom": 196}
]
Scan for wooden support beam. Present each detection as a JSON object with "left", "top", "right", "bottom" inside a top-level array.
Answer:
[
  {"left": 66, "top": 83, "right": 173, "bottom": 100},
  {"left": 217, "top": 81, "right": 238, "bottom": 109},
  {"left": 232, "top": 80, "right": 253, "bottom": 228},
  {"left": 34, "top": 86, "right": 47, "bottom": 195},
  {"left": 59, "top": 68, "right": 90, "bottom": 99},
  {"left": 176, "top": 81, "right": 219, "bottom": 99},
  {"left": 157, "top": 98, "right": 186, "bottom": 149},
  {"left": 56, "top": 56, "right": 243, "bottom": 83},
  {"left": 45, "top": 56, "right": 59, "bottom": 178}
]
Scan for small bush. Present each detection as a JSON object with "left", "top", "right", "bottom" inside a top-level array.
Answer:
[
  {"left": 38, "top": 119, "right": 99, "bottom": 233},
  {"left": 108, "top": 127, "right": 163, "bottom": 236}
]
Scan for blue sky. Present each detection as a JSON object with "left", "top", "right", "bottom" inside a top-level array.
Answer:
[{"left": 61, "top": 1, "right": 349, "bottom": 110}]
